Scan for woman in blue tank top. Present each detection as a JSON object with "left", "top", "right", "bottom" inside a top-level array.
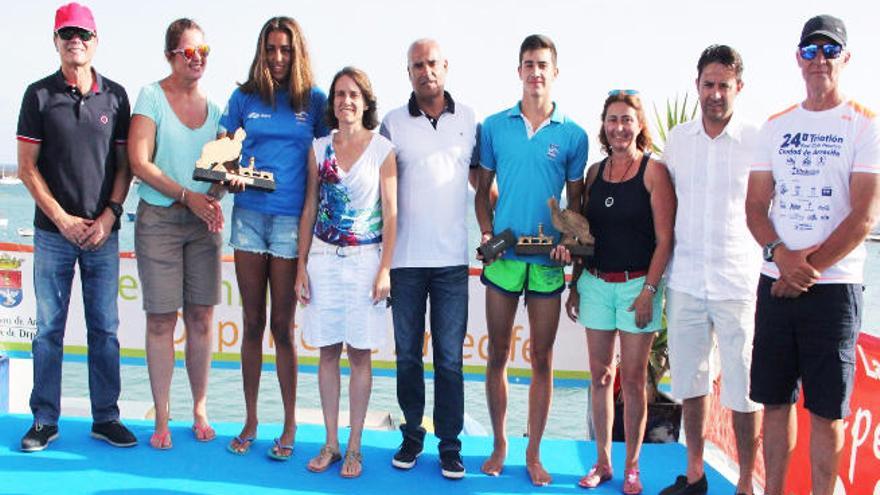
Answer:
[{"left": 564, "top": 92, "right": 675, "bottom": 494}]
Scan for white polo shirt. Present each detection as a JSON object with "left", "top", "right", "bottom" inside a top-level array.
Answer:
[
  {"left": 664, "top": 116, "right": 762, "bottom": 300},
  {"left": 752, "top": 100, "right": 880, "bottom": 283},
  {"left": 380, "top": 92, "right": 479, "bottom": 268}
]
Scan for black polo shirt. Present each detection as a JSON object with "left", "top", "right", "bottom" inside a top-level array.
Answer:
[{"left": 16, "top": 69, "right": 130, "bottom": 232}]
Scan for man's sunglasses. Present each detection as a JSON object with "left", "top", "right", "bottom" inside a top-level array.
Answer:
[
  {"left": 608, "top": 89, "right": 640, "bottom": 96},
  {"left": 799, "top": 43, "right": 843, "bottom": 61},
  {"left": 56, "top": 27, "right": 95, "bottom": 42},
  {"left": 171, "top": 44, "right": 211, "bottom": 61}
]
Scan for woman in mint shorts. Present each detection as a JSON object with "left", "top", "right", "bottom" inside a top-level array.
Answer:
[
  {"left": 220, "top": 17, "right": 328, "bottom": 460},
  {"left": 564, "top": 91, "right": 675, "bottom": 494}
]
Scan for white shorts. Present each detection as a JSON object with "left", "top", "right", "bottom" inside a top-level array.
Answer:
[
  {"left": 302, "top": 238, "right": 387, "bottom": 350},
  {"left": 666, "top": 288, "right": 761, "bottom": 413}
]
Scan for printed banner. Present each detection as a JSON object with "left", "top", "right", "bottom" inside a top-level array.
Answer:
[
  {"left": 783, "top": 333, "right": 880, "bottom": 495},
  {"left": 704, "top": 333, "right": 880, "bottom": 494},
  {"left": 0, "top": 243, "right": 589, "bottom": 383}
]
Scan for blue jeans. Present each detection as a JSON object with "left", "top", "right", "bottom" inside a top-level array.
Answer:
[
  {"left": 30, "top": 228, "right": 121, "bottom": 425},
  {"left": 391, "top": 265, "right": 468, "bottom": 453}
]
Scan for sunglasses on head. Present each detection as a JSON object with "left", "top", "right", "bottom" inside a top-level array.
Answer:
[
  {"left": 799, "top": 43, "right": 842, "bottom": 60},
  {"left": 56, "top": 27, "right": 95, "bottom": 42},
  {"left": 171, "top": 44, "right": 211, "bottom": 61},
  {"left": 608, "top": 89, "right": 640, "bottom": 96}
]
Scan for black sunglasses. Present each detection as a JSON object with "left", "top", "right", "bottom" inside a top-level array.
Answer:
[
  {"left": 57, "top": 27, "right": 95, "bottom": 42},
  {"left": 799, "top": 43, "right": 842, "bottom": 61}
]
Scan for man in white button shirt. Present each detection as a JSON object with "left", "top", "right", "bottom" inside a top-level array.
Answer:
[
  {"left": 660, "top": 45, "right": 762, "bottom": 495},
  {"left": 379, "top": 39, "right": 480, "bottom": 480}
]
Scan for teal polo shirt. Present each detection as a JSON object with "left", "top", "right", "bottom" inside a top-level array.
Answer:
[{"left": 480, "top": 102, "right": 588, "bottom": 265}]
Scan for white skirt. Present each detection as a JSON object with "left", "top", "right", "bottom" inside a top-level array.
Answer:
[{"left": 302, "top": 238, "right": 387, "bottom": 350}]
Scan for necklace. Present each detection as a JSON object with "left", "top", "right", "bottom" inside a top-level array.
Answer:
[{"left": 603, "top": 154, "right": 637, "bottom": 208}]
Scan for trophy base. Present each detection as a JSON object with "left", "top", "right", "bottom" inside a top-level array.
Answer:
[
  {"left": 193, "top": 168, "right": 276, "bottom": 192},
  {"left": 514, "top": 243, "right": 594, "bottom": 256}
]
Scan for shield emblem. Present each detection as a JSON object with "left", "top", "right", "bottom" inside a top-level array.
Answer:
[{"left": 0, "top": 256, "right": 23, "bottom": 308}]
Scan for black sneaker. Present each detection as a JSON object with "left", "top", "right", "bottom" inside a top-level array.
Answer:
[
  {"left": 440, "top": 451, "right": 466, "bottom": 480},
  {"left": 21, "top": 423, "right": 59, "bottom": 452},
  {"left": 91, "top": 420, "right": 138, "bottom": 447},
  {"left": 659, "top": 474, "right": 708, "bottom": 495},
  {"left": 391, "top": 437, "right": 422, "bottom": 469}
]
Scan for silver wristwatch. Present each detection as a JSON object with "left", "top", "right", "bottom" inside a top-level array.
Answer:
[{"left": 763, "top": 239, "right": 784, "bottom": 262}]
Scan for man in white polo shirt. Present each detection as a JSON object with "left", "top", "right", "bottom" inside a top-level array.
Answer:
[
  {"left": 660, "top": 45, "right": 761, "bottom": 495},
  {"left": 379, "top": 38, "right": 479, "bottom": 480},
  {"left": 746, "top": 15, "right": 879, "bottom": 495}
]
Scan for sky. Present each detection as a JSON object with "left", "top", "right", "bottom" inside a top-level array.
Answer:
[{"left": 2, "top": 0, "right": 877, "bottom": 166}]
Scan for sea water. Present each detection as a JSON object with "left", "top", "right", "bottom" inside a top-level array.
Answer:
[{"left": 2, "top": 180, "right": 879, "bottom": 440}]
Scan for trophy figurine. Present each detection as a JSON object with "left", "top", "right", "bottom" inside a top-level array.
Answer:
[
  {"left": 513, "top": 197, "right": 594, "bottom": 257},
  {"left": 192, "top": 128, "right": 276, "bottom": 192}
]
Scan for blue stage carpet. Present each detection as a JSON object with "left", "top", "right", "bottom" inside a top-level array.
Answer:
[{"left": 0, "top": 414, "right": 734, "bottom": 494}]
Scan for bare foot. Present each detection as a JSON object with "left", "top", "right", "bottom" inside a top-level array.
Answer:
[
  {"left": 481, "top": 449, "right": 506, "bottom": 476},
  {"left": 526, "top": 460, "right": 552, "bottom": 486}
]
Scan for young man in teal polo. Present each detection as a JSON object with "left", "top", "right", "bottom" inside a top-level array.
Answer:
[{"left": 475, "top": 33, "right": 588, "bottom": 486}]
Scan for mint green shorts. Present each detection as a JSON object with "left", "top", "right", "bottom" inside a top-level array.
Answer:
[
  {"left": 577, "top": 270, "right": 664, "bottom": 333},
  {"left": 481, "top": 259, "right": 565, "bottom": 297}
]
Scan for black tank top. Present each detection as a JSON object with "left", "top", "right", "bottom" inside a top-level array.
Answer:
[{"left": 586, "top": 153, "right": 655, "bottom": 272}]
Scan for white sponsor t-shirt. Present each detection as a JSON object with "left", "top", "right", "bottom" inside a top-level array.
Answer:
[{"left": 752, "top": 100, "right": 880, "bottom": 283}]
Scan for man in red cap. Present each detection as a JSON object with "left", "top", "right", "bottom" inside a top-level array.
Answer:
[{"left": 17, "top": 2, "right": 136, "bottom": 451}]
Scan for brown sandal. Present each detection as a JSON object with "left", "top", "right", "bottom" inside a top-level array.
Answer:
[
  {"left": 340, "top": 450, "right": 363, "bottom": 479},
  {"left": 307, "top": 444, "right": 342, "bottom": 473}
]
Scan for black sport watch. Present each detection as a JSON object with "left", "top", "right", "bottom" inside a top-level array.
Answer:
[{"left": 107, "top": 201, "right": 123, "bottom": 219}]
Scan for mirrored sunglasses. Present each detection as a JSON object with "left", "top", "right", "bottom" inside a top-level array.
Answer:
[
  {"left": 608, "top": 89, "right": 640, "bottom": 96},
  {"left": 799, "top": 43, "right": 842, "bottom": 60},
  {"left": 171, "top": 44, "right": 211, "bottom": 61}
]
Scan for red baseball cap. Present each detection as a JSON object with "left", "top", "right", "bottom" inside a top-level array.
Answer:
[{"left": 54, "top": 3, "right": 97, "bottom": 33}]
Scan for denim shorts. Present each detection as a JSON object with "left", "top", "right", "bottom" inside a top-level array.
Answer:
[
  {"left": 229, "top": 206, "right": 299, "bottom": 259},
  {"left": 750, "top": 275, "right": 862, "bottom": 420}
]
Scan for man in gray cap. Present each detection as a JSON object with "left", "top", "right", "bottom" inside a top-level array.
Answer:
[{"left": 746, "top": 14, "right": 879, "bottom": 495}]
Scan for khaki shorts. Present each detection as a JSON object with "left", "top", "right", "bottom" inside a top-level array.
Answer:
[
  {"left": 134, "top": 200, "right": 222, "bottom": 313},
  {"left": 666, "top": 287, "right": 761, "bottom": 413}
]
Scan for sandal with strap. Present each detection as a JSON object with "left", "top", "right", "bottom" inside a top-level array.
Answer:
[
  {"left": 340, "top": 450, "right": 363, "bottom": 479},
  {"left": 267, "top": 437, "right": 294, "bottom": 461},
  {"left": 578, "top": 463, "right": 613, "bottom": 488},
  {"left": 192, "top": 422, "right": 216, "bottom": 442},
  {"left": 307, "top": 444, "right": 342, "bottom": 473},
  {"left": 623, "top": 468, "right": 643, "bottom": 495},
  {"left": 149, "top": 430, "right": 172, "bottom": 450},
  {"left": 226, "top": 435, "right": 256, "bottom": 455}
]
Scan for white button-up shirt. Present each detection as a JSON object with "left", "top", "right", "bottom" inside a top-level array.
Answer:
[{"left": 664, "top": 116, "right": 762, "bottom": 301}]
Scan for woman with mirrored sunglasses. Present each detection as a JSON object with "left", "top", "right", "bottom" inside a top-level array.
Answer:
[
  {"left": 561, "top": 91, "right": 675, "bottom": 494},
  {"left": 220, "top": 16, "right": 329, "bottom": 461},
  {"left": 127, "top": 18, "right": 223, "bottom": 450}
]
